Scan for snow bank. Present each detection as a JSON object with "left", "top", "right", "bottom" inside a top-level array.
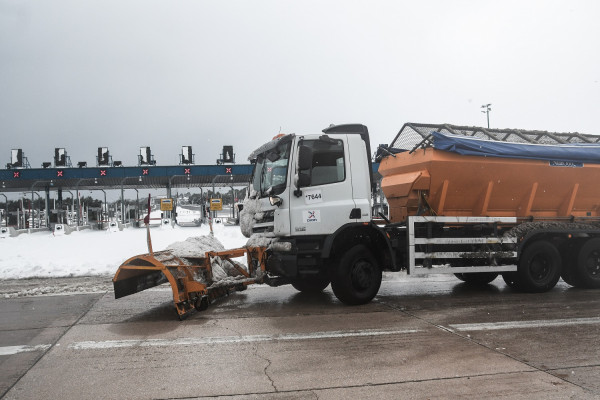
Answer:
[{"left": 0, "top": 223, "right": 247, "bottom": 280}]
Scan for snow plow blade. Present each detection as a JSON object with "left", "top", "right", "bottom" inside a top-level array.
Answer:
[{"left": 113, "top": 247, "right": 267, "bottom": 319}]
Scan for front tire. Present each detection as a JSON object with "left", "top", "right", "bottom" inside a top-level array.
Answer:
[
  {"left": 331, "top": 245, "right": 382, "bottom": 305},
  {"left": 517, "top": 240, "right": 561, "bottom": 292}
]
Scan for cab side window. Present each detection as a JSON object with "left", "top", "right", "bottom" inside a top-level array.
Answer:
[{"left": 303, "top": 139, "right": 345, "bottom": 186}]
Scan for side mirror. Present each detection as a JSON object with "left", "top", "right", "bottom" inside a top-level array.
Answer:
[
  {"left": 298, "top": 145, "right": 313, "bottom": 171},
  {"left": 297, "top": 172, "right": 311, "bottom": 187},
  {"left": 294, "top": 145, "right": 313, "bottom": 196}
]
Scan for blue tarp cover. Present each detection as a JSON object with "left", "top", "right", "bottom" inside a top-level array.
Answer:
[{"left": 432, "top": 132, "right": 600, "bottom": 164}]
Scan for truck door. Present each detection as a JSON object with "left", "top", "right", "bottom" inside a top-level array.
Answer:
[{"left": 288, "top": 135, "right": 356, "bottom": 236}]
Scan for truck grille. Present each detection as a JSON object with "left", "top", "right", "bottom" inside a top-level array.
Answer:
[{"left": 253, "top": 225, "right": 274, "bottom": 234}]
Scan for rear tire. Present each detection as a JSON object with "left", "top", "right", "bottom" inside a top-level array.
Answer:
[
  {"left": 517, "top": 240, "right": 561, "bottom": 292},
  {"left": 331, "top": 245, "right": 382, "bottom": 305},
  {"left": 291, "top": 275, "right": 330, "bottom": 293},
  {"left": 573, "top": 238, "right": 600, "bottom": 289},
  {"left": 454, "top": 273, "right": 498, "bottom": 285}
]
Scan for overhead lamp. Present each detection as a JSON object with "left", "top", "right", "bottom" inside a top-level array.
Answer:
[{"left": 94, "top": 178, "right": 98, "bottom": 184}]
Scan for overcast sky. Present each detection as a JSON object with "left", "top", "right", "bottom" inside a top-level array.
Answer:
[{"left": 1, "top": 0, "right": 599, "bottom": 169}]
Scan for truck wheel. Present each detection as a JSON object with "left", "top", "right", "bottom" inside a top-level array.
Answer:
[
  {"left": 517, "top": 240, "right": 561, "bottom": 292},
  {"left": 573, "top": 238, "right": 600, "bottom": 289},
  {"left": 331, "top": 245, "right": 382, "bottom": 305},
  {"left": 291, "top": 275, "right": 330, "bottom": 293},
  {"left": 454, "top": 273, "right": 498, "bottom": 285}
]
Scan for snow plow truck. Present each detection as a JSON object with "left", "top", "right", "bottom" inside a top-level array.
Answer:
[{"left": 113, "top": 123, "right": 600, "bottom": 318}]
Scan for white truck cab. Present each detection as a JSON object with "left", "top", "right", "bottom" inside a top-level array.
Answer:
[
  {"left": 248, "top": 128, "right": 372, "bottom": 238},
  {"left": 244, "top": 124, "right": 390, "bottom": 305}
]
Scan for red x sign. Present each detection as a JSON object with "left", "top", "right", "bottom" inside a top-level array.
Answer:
[
  {"left": 100, "top": 170, "right": 107, "bottom": 176},
  {"left": 57, "top": 170, "right": 64, "bottom": 177},
  {"left": 13, "top": 171, "right": 20, "bottom": 178},
  {"left": 142, "top": 169, "right": 149, "bottom": 175},
  {"left": 225, "top": 167, "right": 232, "bottom": 174},
  {"left": 184, "top": 168, "right": 191, "bottom": 174}
]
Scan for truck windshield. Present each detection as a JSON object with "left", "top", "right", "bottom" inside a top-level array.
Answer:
[{"left": 251, "top": 141, "right": 292, "bottom": 198}]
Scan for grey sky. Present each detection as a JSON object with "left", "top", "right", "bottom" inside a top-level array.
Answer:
[{"left": 1, "top": 0, "right": 599, "bottom": 168}]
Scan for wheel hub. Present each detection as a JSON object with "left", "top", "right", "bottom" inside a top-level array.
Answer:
[
  {"left": 584, "top": 250, "right": 600, "bottom": 277},
  {"left": 351, "top": 260, "right": 373, "bottom": 290},
  {"left": 530, "top": 255, "right": 550, "bottom": 281}
]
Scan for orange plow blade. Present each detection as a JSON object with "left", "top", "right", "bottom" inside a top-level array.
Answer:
[{"left": 113, "top": 247, "right": 268, "bottom": 319}]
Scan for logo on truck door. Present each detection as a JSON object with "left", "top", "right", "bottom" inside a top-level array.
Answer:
[{"left": 304, "top": 210, "right": 321, "bottom": 223}]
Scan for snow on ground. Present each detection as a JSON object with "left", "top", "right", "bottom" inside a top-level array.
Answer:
[{"left": 0, "top": 223, "right": 247, "bottom": 280}]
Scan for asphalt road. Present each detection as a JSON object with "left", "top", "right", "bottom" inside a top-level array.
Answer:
[{"left": 1, "top": 274, "right": 599, "bottom": 399}]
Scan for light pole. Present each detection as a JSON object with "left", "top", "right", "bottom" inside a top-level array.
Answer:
[{"left": 481, "top": 103, "right": 492, "bottom": 128}]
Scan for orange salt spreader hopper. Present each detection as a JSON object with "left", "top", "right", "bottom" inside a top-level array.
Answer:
[{"left": 378, "top": 123, "right": 600, "bottom": 224}]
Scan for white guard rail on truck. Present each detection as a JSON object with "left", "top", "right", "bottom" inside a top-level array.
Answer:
[{"left": 407, "top": 216, "right": 518, "bottom": 276}]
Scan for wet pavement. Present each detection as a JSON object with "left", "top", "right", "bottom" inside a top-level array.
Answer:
[{"left": 0, "top": 275, "right": 599, "bottom": 399}]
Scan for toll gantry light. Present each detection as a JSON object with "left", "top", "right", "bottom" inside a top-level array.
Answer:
[
  {"left": 217, "top": 146, "right": 235, "bottom": 164},
  {"left": 54, "top": 148, "right": 72, "bottom": 167},
  {"left": 181, "top": 146, "right": 194, "bottom": 165},
  {"left": 42, "top": 162, "right": 52, "bottom": 169},
  {"left": 11, "top": 149, "right": 23, "bottom": 167},
  {"left": 139, "top": 147, "right": 156, "bottom": 166},
  {"left": 7, "top": 149, "right": 30, "bottom": 169},
  {"left": 97, "top": 147, "right": 111, "bottom": 166},
  {"left": 77, "top": 161, "right": 87, "bottom": 168}
]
